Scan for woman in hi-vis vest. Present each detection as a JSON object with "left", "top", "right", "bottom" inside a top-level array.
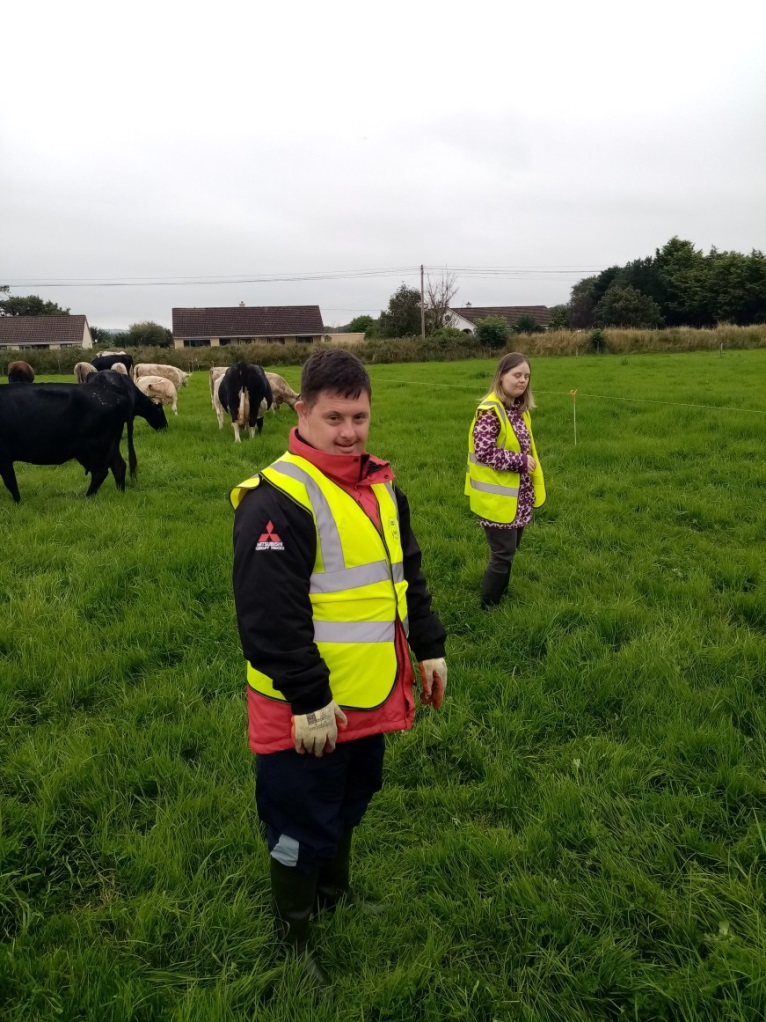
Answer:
[{"left": 465, "top": 352, "right": 546, "bottom": 609}]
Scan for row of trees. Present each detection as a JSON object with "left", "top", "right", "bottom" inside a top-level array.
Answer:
[
  {"left": 0, "top": 293, "right": 172, "bottom": 347},
  {"left": 557, "top": 238, "right": 766, "bottom": 330}
]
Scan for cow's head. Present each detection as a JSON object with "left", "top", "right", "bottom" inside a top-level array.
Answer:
[{"left": 135, "top": 390, "right": 169, "bottom": 431}]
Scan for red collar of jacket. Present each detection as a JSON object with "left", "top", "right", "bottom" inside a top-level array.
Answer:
[{"left": 289, "top": 428, "right": 395, "bottom": 489}]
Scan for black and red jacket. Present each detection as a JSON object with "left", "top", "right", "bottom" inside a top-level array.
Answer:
[{"left": 232, "top": 429, "right": 447, "bottom": 753}]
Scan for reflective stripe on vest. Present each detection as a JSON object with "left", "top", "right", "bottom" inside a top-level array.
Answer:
[{"left": 231, "top": 453, "right": 409, "bottom": 710}]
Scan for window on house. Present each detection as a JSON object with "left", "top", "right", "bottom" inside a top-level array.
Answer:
[
  {"left": 183, "top": 338, "right": 210, "bottom": 348},
  {"left": 296, "top": 336, "right": 313, "bottom": 344}
]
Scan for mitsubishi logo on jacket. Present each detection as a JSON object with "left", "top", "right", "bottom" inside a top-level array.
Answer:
[{"left": 256, "top": 521, "right": 284, "bottom": 551}]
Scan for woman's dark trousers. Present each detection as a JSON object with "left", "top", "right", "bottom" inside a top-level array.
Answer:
[{"left": 481, "top": 525, "right": 523, "bottom": 608}]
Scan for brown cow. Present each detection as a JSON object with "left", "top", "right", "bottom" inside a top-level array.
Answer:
[{"left": 7, "top": 361, "right": 35, "bottom": 383}]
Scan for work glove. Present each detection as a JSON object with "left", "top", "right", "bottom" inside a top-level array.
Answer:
[
  {"left": 419, "top": 658, "right": 447, "bottom": 709},
  {"left": 291, "top": 700, "right": 348, "bottom": 757}
]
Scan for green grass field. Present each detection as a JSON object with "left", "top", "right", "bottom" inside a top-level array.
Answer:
[{"left": 1, "top": 350, "right": 765, "bottom": 1021}]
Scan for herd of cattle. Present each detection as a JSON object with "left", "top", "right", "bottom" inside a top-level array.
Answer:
[{"left": 0, "top": 353, "right": 299, "bottom": 503}]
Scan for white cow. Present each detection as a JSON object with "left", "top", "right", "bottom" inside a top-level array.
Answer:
[
  {"left": 135, "top": 375, "right": 178, "bottom": 415},
  {"left": 73, "top": 361, "right": 97, "bottom": 383},
  {"left": 212, "top": 374, "right": 226, "bottom": 430},
  {"left": 209, "top": 366, "right": 227, "bottom": 409},
  {"left": 265, "top": 372, "right": 299, "bottom": 410},
  {"left": 110, "top": 361, "right": 128, "bottom": 375},
  {"left": 134, "top": 364, "right": 189, "bottom": 389}
]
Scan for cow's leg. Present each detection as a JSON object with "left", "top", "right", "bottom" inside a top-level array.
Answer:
[
  {"left": 248, "top": 426, "right": 255, "bottom": 439},
  {"left": 110, "top": 445, "right": 127, "bottom": 491},
  {"left": 0, "top": 457, "right": 21, "bottom": 503},
  {"left": 172, "top": 395, "right": 178, "bottom": 415},
  {"left": 232, "top": 422, "right": 241, "bottom": 443},
  {"left": 217, "top": 408, "right": 224, "bottom": 429},
  {"left": 85, "top": 465, "right": 110, "bottom": 496},
  {"left": 256, "top": 417, "right": 265, "bottom": 434}
]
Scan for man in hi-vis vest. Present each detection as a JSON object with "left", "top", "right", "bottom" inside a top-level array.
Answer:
[{"left": 231, "top": 349, "right": 447, "bottom": 987}]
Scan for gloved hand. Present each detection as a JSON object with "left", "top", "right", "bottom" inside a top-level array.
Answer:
[
  {"left": 419, "top": 658, "right": 447, "bottom": 709},
  {"left": 292, "top": 700, "right": 348, "bottom": 757}
]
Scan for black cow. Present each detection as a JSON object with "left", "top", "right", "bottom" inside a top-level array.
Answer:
[
  {"left": 0, "top": 380, "right": 166, "bottom": 503},
  {"left": 86, "top": 370, "right": 167, "bottom": 479},
  {"left": 92, "top": 353, "right": 134, "bottom": 375},
  {"left": 218, "top": 362, "right": 273, "bottom": 442}
]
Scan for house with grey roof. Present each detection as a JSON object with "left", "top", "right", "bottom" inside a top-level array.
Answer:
[
  {"left": 172, "top": 305, "right": 325, "bottom": 348},
  {"left": 0, "top": 315, "right": 93, "bottom": 350},
  {"left": 447, "top": 305, "right": 551, "bottom": 332}
]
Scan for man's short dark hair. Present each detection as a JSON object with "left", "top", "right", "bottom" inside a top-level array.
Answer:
[{"left": 300, "top": 349, "right": 372, "bottom": 408}]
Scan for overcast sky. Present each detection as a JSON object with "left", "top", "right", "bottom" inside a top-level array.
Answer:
[{"left": 2, "top": 0, "right": 765, "bottom": 329}]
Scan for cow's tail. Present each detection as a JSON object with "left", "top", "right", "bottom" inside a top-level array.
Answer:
[{"left": 238, "top": 386, "right": 249, "bottom": 428}]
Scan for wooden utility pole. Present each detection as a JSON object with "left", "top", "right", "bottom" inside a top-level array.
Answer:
[{"left": 420, "top": 264, "right": 426, "bottom": 339}]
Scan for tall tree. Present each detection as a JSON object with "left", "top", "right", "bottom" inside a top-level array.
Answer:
[
  {"left": 379, "top": 284, "right": 422, "bottom": 338},
  {"left": 425, "top": 272, "right": 458, "bottom": 333},
  {"left": 594, "top": 285, "right": 663, "bottom": 328},
  {"left": 126, "top": 321, "right": 173, "bottom": 347},
  {"left": 708, "top": 249, "right": 766, "bottom": 325},
  {"left": 548, "top": 304, "right": 570, "bottom": 330},
  {"left": 655, "top": 237, "right": 713, "bottom": 327},
  {"left": 0, "top": 294, "right": 71, "bottom": 316},
  {"left": 344, "top": 315, "right": 377, "bottom": 334}
]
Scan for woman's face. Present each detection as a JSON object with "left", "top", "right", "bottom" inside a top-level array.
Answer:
[{"left": 500, "top": 362, "right": 530, "bottom": 399}]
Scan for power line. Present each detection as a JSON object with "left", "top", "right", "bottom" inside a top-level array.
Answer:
[{"left": 2, "top": 263, "right": 605, "bottom": 290}]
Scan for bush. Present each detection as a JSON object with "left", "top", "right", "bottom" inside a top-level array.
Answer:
[
  {"left": 474, "top": 316, "right": 509, "bottom": 349},
  {"left": 513, "top": 315, "right": 545, "bottom": 335},
  {"left": 587, "top": 328, "right": 608, "bottom": 354},
  {"left": 429, "top": 326, "right": 473, "bottom": 344}
]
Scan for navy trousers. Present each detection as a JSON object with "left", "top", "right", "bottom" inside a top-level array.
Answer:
[{"left": 255, "top": 734, "right": 385, "bottom": 874}]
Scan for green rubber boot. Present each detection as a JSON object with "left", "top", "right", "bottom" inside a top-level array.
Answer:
[{"left": 270, "top": 858, "right": 330, "bottom": 990}]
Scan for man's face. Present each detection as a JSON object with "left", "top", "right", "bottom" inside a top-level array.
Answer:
[{"left": 296, "top": 389, "right": 371, "bottom": 455}]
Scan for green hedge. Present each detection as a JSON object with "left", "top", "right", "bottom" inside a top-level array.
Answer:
[{"left": 3, "top": 323, "right": 766, "bottom": 377}]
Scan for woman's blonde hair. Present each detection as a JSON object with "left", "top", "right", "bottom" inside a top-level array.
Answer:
[{"left": 490, "top": 352, "right": 535, "bottom": 412}]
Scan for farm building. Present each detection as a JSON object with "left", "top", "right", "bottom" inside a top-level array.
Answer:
[
  {"left": 0, "top": 315, "right": 93, "bottom": 351},
  {"left": 447, "top": 305, "right": 552, "bottom": 332},
  {"left": 172, "top": 305, "right": 325, "bottom": 348}
]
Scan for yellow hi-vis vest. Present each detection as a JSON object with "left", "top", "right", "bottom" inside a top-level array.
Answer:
[
  {"left": 230, "top": 453, "right": 409, "bottom": 710},
  {"left": 465, "top": 391, "right": 546, "bottom": 524}
]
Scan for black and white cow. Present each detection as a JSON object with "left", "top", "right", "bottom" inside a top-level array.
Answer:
[
  {"left": 217, "top": 362, "right": 273, "bottom": 442},
  {"left": 92, "top": 352, "right": 134, "bottom": 375}
]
